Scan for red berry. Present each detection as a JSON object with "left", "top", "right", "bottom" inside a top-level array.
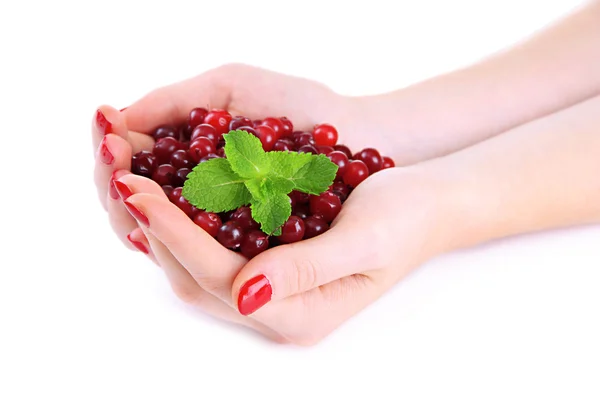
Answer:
[
  {"left": 330, "top": 181, "right": 351, "bottom": 202},
  {"left": 193, "top": 212, "right": 222, "bottom": 237},
  {"left": 152, "top": 164, "right": 176, "bottom": 186},
  {"left": 131, "top": 151, "right": 157, "bottom": 178},
  {"left": 162, "top": 185, "right": 174, "bottom": 197},
  {"left": 279, "top": 216, "right": 305, "bottom": 244},
  {"left": 204, "top": 109, "right": 232, "bottom": 136},
  {"left": 170, "top": 149, "right": 194, "bottom": 169},
  {"left": 172, "top": 168, "right": 191, "bottom": 187},
  {"left": 189, "top": 137, "right": 216, "bottom": 163},
  {"left": 303, "top": 216, "right": 329, "bottom": 239},
  {"left": 354, "top": 148, "right": 383, "bottom": 174},
  {"left": 382, "top": 156, "right": 395, "bottom": 169},
  {"left": 279, "top": 117, "right": 294, "bottom": 137},
  {"left": 313, "top": 123, "right": 338, "bottom": 146},
  {"left": 236, "top": 126, "right": 258, "bottom": 137},
  {"left": 327, "top": 150, "right": 349, "bottom": 179},
  {"left": 153, "top": 137, "right": 185, "bottom": 164},
  {"left": 343, "top": 160, "right": 369, "bottom": 187},
  {"left": 273, "top": 139, "right": 293, "bottom": 152},
  {"left": 309, "top": 191, "right": 342, "bottom": 222},
  {"left": 255, "top": 125, "right": 276, "bottom": 151},
  {"left": 294, "top": 133, "right": 315, "bottom": 148},
  {"left": 168, "top": 187, "right": 183, "bottom": 203},
  {"left": 173, "top": 194, "right": 196, "bottom": 218},
  {"left": 240, "top": 230, "right": 270, "bottom": 259},
  {"left": 333, "top": 144, "right": 353, "bottom": 159},
  {"left": 229, "top": 206, "right": 260, "bottom": 231},
  {"left": 317, "top": 145, "right": 334, "bottom": 155},
  {"left": 298, "top": 145, "right": 318, "bottom": 154},
  {"left": 217, "top": 221, "right": 245, "bottom": 249},
  {"left": 153, "top": 125, "right": 178, "bottom": 141},
  {"left": 230, "top": 116, "right": 253, "bottom": 131},
  {"left": 190, "top": 124, "right": 219, "bottom": 145},
  {"left": 260, "top": 117, "right": 284, "bottom": 140},
  {"left": 188, "top": 107, "right": 208, "bottom": 128}
]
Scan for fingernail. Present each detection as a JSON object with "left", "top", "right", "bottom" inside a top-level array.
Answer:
[
  {"left": 95, "top": 109, "right": 112, "bottom": 135},
  {"left": 238, "top": 274, "right": 272, "bottom": 316},
  {"left": 113, "top": 179, "right": 133, "bottom": 201},
  {"left": 98, "top": 137, "right": 114, "bottom": 165},
  {"left": 108, "top": 172, "right": 120, "bottom": 200},
  {"left": 123, "top": 200, "right": 149, "bottom": 227},
  {"left": 127, "top": 233, "right": 149, "bottom": 254}
]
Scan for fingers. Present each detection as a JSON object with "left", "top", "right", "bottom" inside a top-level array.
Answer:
[
  {"left": 115, "top": 174, "right": 246, "bottom": 304},
  {"left": 231, "top": 212, "right": 383, "bottom": 316},
  {"left": 94, "top": 134, "right": 132, "bottom": 210},
  {"left": 106, "top": 169, "right": 138, "bottom": 248},
  {"left": 122, "top": 65, "right": 235, "bottom": 133},
  {"left": 91, "top": 106, "right": 129, "bottom": 152}
]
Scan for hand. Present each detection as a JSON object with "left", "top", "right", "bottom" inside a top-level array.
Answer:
[
  {"left": 91, "top": 63, "right": 410, "bottom": 254},
  {"left": 113, "top": 165, "right": 451, "bottom": 345}
]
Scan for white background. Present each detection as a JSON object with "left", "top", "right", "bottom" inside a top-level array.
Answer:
[{"left": 1, "top": 0, "right": 599, "bottom": 399}]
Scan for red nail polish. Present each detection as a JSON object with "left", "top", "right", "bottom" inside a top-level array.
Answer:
[
  {"left": 108, "top": 172, "right": 119, "bottom": 200},
  {"left": 124, "top": 200, "right": 149, "bottom": 227},
  {"left": 127, "top": 233, "right": 149, "bottom": 254},
  {"left": 113, "top": 180, "right": 133, "bottom": 200},
  {"left": 98, "top": 137, "right": 114, "bottom": 165},
  {"left": 95, "top": 109, "right": 112, "bottom": 135},
  {"left": 238, "top": 274, "right": 272, "bottom": 316}
]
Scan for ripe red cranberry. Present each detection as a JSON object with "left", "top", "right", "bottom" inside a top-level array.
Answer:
[
  {"left": 152, "top": 164, "right": 176, "bottom": 186},
  {"left": 279, "top": 117, "right": 293, "bottom": 137},
  {"left": 309, "top": 191, "right": 342, "bottom": 222},
  {"left": 298, "top": 145, "right": 318, "bottom": 154},
  {"left": 317, "top": 145, "right": 334, "bottom": 155},
  {"left": 333, "top": 144, "right": 353, "bottom": 159},
  {"left": 354, "top": 148, "right": 383, "bottom": 174},
  {"left": 327, "top": 150, "right": 349, "bottom": 179},
  {"left": 236, "top": 126, "right": 258, "bottom": 137},
  {"left": 204, "top": 109, "right": 232, "bottom": 136},
  {"left": 330, "top": 181, "right": 351, "bottom": 202},
  {"left": 188, "top": 107, "right": 208, "bottom": 128},
  {"left": 199, "top": 154, "right": 220, "bottom": 163},
  {"left": 252, "top": 119, "right": 263, "bottom": 128},
  {"left": 343, "top": 160, "right": 369, "bottom": 187},
  {"left": 292, "top": 204, "right": 310, "bottom": 219},
  {"left": 193, "top": 212, "right": 222, "bottom": 237},
  {"left": 131, "top": 150, "right": 157, "bottom": 178},
  {"left": 172, "top": 168, "right": 191, "bottom": 187},
  {"left": 189, "top": 137, "right": 216, "bottom": 163},
  {"left": 153, "top": 137, "right": 185, "bottom": 164},
  {"left": 190, "top": 124, "right": 219, "bottom": 145},
  {"left": 273, "top": 139, "right": 293, "bottom": 152},
  {"left": 313, "top": 123, "right": 338, "bottom": 146},
  {"left": 229, "top": 206, "right": 260, "bottom": 231},
  {"left": 382, "top": 156, "right": 395, "bottom": 169},
  {"left": 279, "top": 216, "right": 305, "bottom": 244},
  {"left": 294, "top": 133, "right": 315, "bottom": 148},
  {"left": 153, "top": 125, "right": 178, "bottom": 141},
  {"left": 170, "top": 149, "right": 194, "bottom": 169},
  {"left": 240, "top": 230, "right": 270, "bottom": 259},
  {"left": 168, "top": 187, "right": 183, "bottom": 203},
  {"left": 230, "top": 116, "right": 253, "bottom": 131},
  {"left": 179, "top": 123, "right": 195, "bottom": 141},
  {"left": 255, "top": 125, "right": 276, "bottom": 151},
  {"left": 290, "top": 190, "right": 309, "bottom": 206},
  {"left": 303, "top": 216, "right": 329, "bottom": 239},
  {"left": 260, "top": 117, "right": 285, "bottom": 140},
  {"left": 173, "top": 194, "right": 196, "bottom": 218},
  {"left": 217, "top": 221, "right": 245, "bottom": 249},
  {"left": 162, "top": 185, "right": 174, "bottom": 197}
]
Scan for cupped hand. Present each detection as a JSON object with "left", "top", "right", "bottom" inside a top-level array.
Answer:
[{"left": 113, "top": 166, "right": 450, "bottom": 345}]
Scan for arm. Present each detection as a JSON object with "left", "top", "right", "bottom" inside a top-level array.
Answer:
[
  {"left": 427, "top": 93, "right": 600, "bottom": 252},
  {"left": 355, "top": 0, "right": 600, "bottom": 164}
]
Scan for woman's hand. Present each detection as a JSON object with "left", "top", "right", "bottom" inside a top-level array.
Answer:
[{"left": 113, "top": 166, "right": 452, "bottom": 345}]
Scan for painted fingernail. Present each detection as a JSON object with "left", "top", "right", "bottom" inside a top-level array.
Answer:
[
  {"left": 95, "top": 109, "right": 112, "bottom": 135},
  {"left": 123, "top": 200, "right": 149, "bottom": 227},
  {"left": 127, "top": 233, "right": 149, "bottom": 254},
  {"left": 237, "top": 274, "right": 272, "bottom": 316},
  {"left": 113, "top": 180, "right": 133, "bottom": 201},
  {"left": 108, "top": 172, "right": 119, "bottom": 200},
  {"left": 98, "top": 137, "right": 114, "bottom": 165}
]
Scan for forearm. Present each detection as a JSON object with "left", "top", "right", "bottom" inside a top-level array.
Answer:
[
  {"left": 429, "top": 94, "right": 600, "bottom": 252},
  {"left": 360, "top": 0, "right": 600, "bottom": 164}
]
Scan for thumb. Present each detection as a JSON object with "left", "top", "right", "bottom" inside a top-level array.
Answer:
[{"left": 232, "top": 218, "right": 378, "bottom": 316}]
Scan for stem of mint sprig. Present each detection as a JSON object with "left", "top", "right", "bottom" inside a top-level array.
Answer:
[{"left": 182, "top": 130, "right": 338, "bottom": 236}]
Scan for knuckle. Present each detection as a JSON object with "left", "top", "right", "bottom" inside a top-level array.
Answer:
[
  {"left": 289, "top": 257, "right": 321, "bottom": 295},
  {"left": 170, "top": 282, "right": 201, "bottom": 305}
]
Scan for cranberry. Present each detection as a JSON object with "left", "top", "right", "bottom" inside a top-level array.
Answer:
[
  {"left": 217, "top": 221, "right": 245, "bottom": 249},
  {"left": 255, "top": 125, "right": 276, "bottom": 151},
  {"left": 327, "top": 150, "right": 349, "bottom": 179},
  {"left": 333, "top": 144, "right": 353, "bottom": 159},
  {"left": 279, "top": 216, "right": 305, "bottom": 244},
  {"left": 317, "top": 145, "right": 334, "bottom": 155},
  {"left": 229, "top": 206, "right": 260, "bottom": 231},
  {"left": 230, "top": 116, "right": 253, "bottom": 131},
  {"left": 313, "top": 123, "right": 338, "bottom": 146},
  {"left": 298, "top": 145, "right": 318, "bottom": 154},
  {"left": 330, "top": 181, "right": 351, "bottom": 202},
  {"left": 189, "top": 137, "right": 216, "bottom": 163},
  {"left": 193, "top": 212, "right": 222, "bottom": 237},
  {"left": 343, "top": 160, "right": 369, "bottom": 187},
  {"left": 354, "top": 148, "right": 383, "bottom": 174},
  {"left": 303, "top": 216, "right": 329, "bottom": 239},
  {"left": 236, "top": 126, "right": 258, "bottom": 137},
  {"left": 309, "top": 191, "right": 342, "bottom": 222},
  {"left": 273, "top": 139, "right": 293, "bottom": 152},
  {"left": 153, "top": 137, "right": 185, "bottom": 164},
  {"left": 131, "top": 150, "right": 157, "bottom": 178},
  {"left": 204, "top": 109, "right": 232, "bottom": 136},
  {"left": 279, "top": 117, "right": 294, "bottom": 137},
  {"left": 240, "top": 230, "right": 270, "bottom": 259},
  {"left": 152, "top": 164, "right": 176, "bottom": 186},
  {"left": 162, "top": 185, "right": 174, "bottom": 198},
  {"left": 172, "top": 168, "right": 191, "bottom": 187},
  {"left": 153, "top": 125, "right": 178, "bottom": 141},
  {"left": 294, "top": 133, "right": 315, "bottom": 148},
  {"left": 293, "top": 204, "right": 310, "bottom": 219},
  {"left": 188, "top": 107, "right": 208, "bottom": 128},
  {"left": 190, "top": 124, "right": 219, "bottom": 145},
  {"left": 382, "top": 156, "right": 395, "bottom": 169},
  {"left": 199, "top": 154, "right": 220, "bottom": 163},
  {"left": 260, "top": 117, "right": 284, "bottom": 140},
  {"left": 170, "top": 149, "right": 194, "bottom": 169}
]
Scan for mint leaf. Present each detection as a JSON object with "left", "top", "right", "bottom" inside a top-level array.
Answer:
[
  {"left": 223, "top": 130, "right": 268, "bottom": 178},
  {"left": 291, "top": 154, "right": 338, "bottom": 194},
  {"left": 244, "top": 177, "right": 266, "bottom": 201},
  {"left": 266, "top": 151, "right": 313, "bottom": 178},
  {"left": 251, "top": 192, "right": 291, "bottom": 236},
  {"left": 264, "top": 176, "right": 295, "bottom": 194},
  {"left": 182, "top": 158, "right": 252, "bottom": 213}
]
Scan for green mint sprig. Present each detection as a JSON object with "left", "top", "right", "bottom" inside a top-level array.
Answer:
[{"left": 182, "top": 130, "right": 338, "bottom": 236}]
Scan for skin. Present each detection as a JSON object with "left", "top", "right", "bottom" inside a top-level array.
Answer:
[{"left": 92, "top": 1, "right": 600, "bottom": 345}]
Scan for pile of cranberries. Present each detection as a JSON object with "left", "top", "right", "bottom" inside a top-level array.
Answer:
[{"left": 130, "top": 108, "right": 395, "bottom": 258}]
